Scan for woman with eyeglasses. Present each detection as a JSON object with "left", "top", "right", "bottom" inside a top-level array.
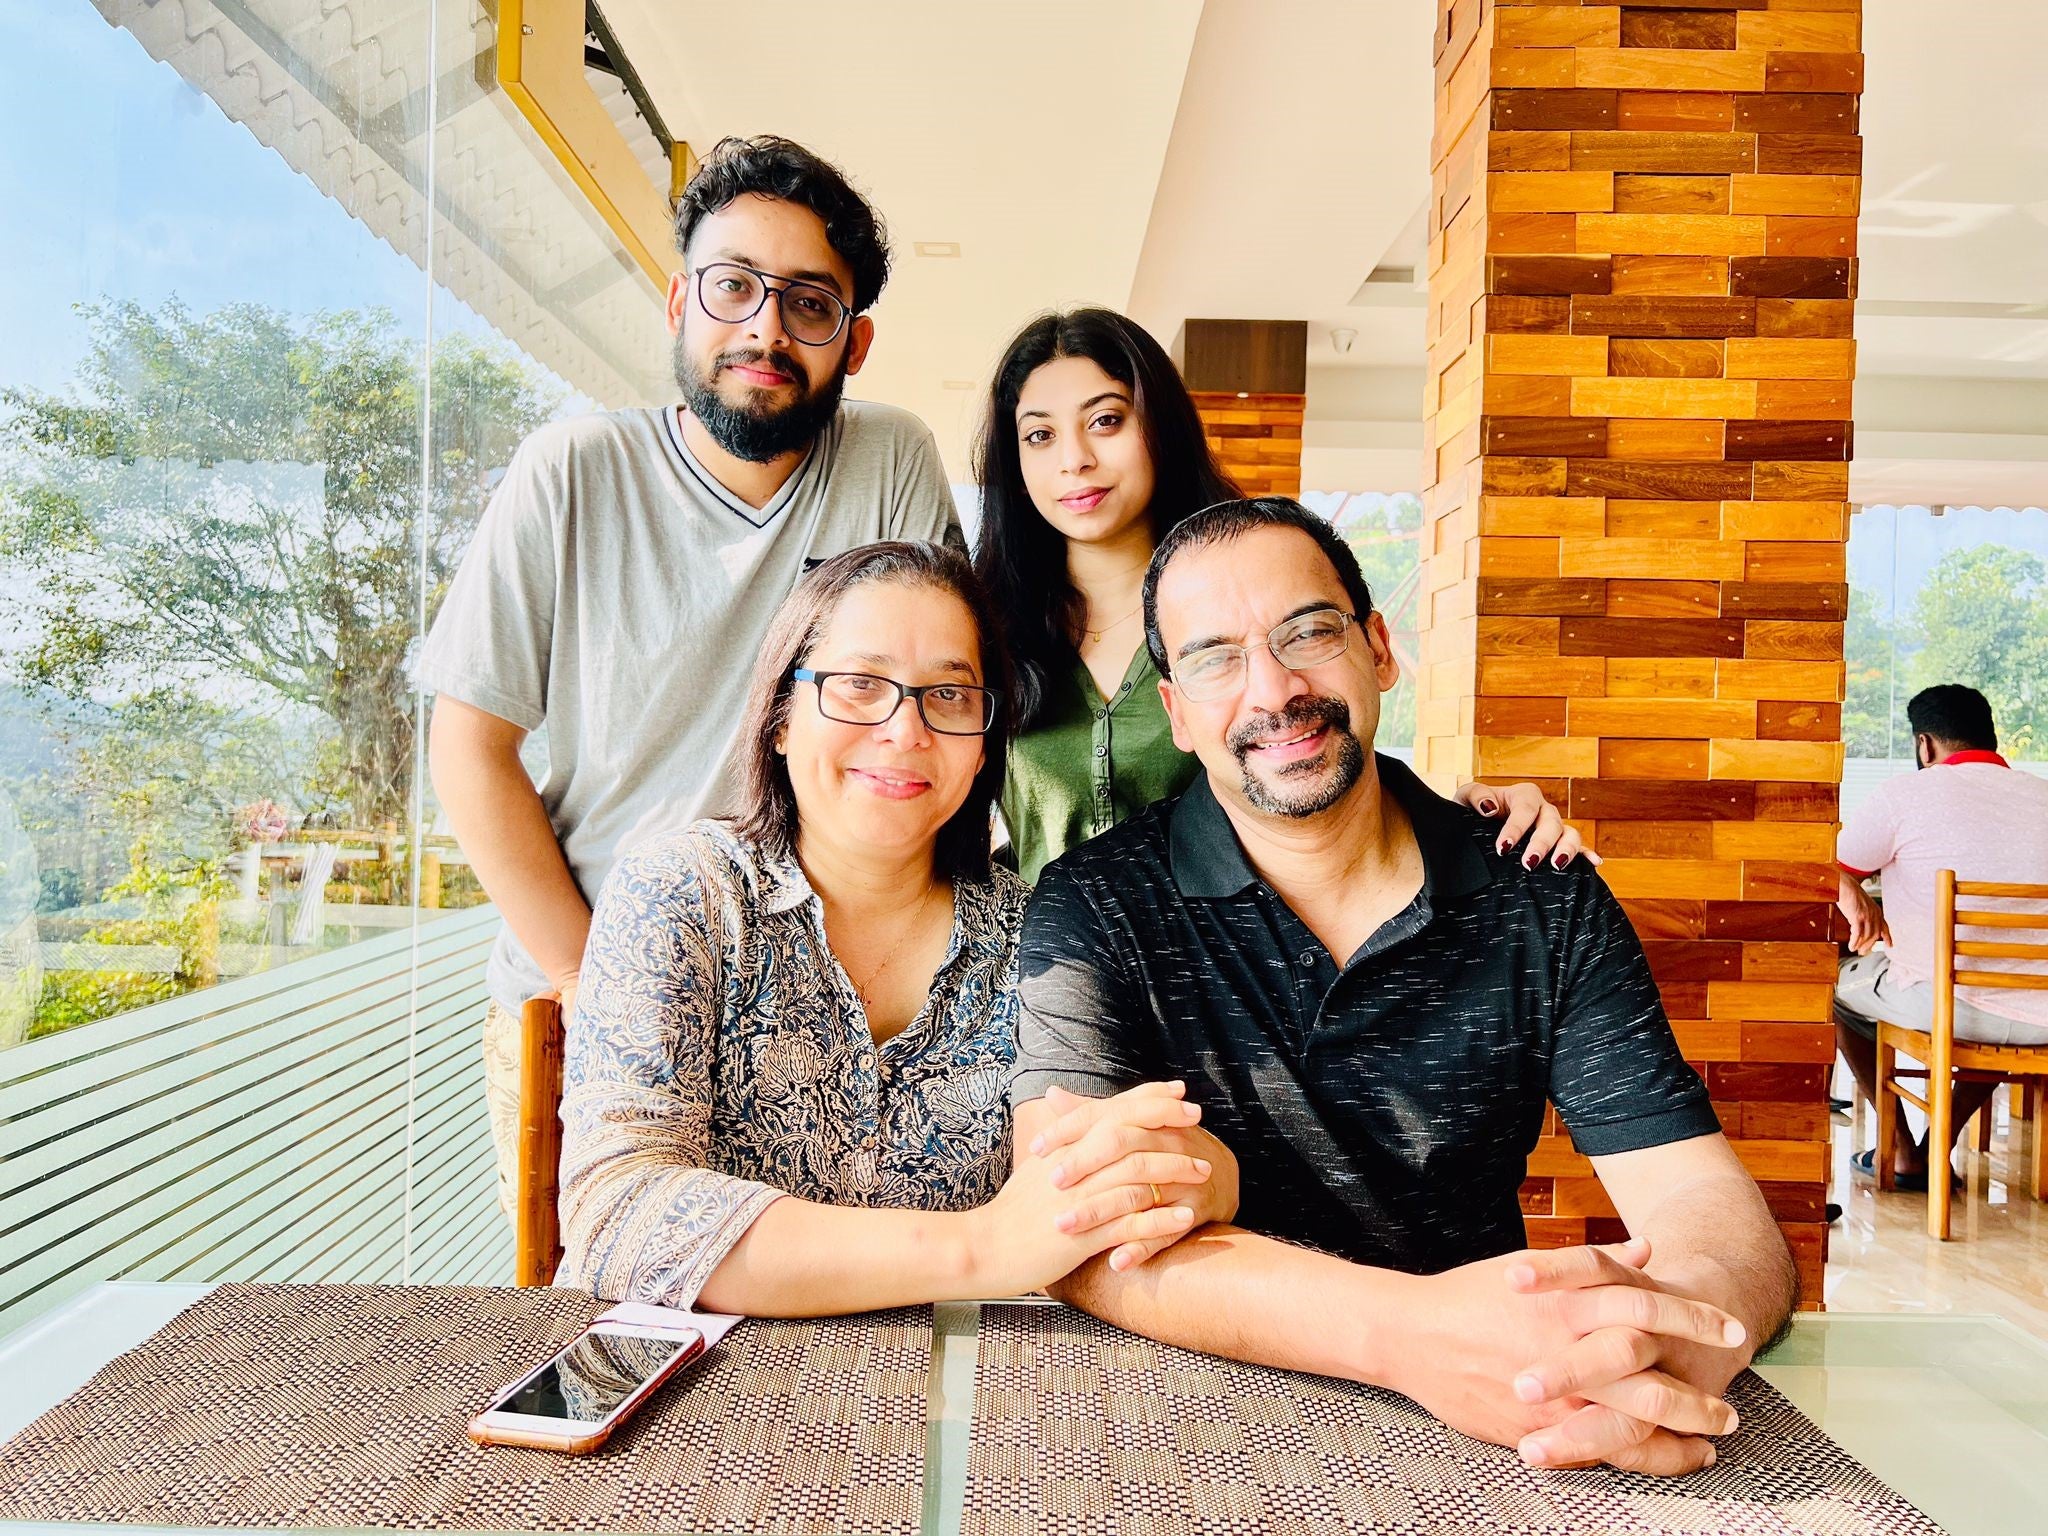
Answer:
[
  {"left": 557, "top": 542, "right": 1224, "bottom": 1315},
  {"left": 972, "top": 308, "right": 1588, "bottom": 882}
]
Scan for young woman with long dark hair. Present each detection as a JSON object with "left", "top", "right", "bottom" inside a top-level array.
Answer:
[{"left": 973, "top": 308, "right": 1584, "bottom": 882}]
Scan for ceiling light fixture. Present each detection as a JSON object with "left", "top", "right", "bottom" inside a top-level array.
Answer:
[
  {"left": 914, "top": 241, "right": 961, "bottom": 258},
  {"left": 1331, "top": 327, "right": 1358, "bottom": 355}
]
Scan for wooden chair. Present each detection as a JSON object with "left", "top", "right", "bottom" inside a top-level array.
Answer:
[
  {"left": 514, "top": 994, "right": 566, "bottom": 1286},
  {"left": 1875, "top": 871, "right": 2048, "bottom": 1240}
]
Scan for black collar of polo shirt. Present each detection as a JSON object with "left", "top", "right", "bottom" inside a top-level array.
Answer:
[{"left": 1168, "top": 752, "right": 1494, "bottom": 907}]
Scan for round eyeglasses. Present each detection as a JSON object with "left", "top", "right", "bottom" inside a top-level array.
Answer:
[
  {"left": 793, "top": 669, "right": 1000, "bottom": 736},
  {"left": 1170, "top": 608, "right": 1365, "bottom": 702},
  {"left": 694, "top": 261, "right": 852, "bottom": 346}
]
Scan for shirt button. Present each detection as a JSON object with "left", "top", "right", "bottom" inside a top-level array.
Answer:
[
  {"left": 1298, "top": 949, "right": 1317, "bottom": 968},
  {"left": 861, "top": 1133, "right": 878, "bottom": 1150},
  {"left": 1094, "top": 743, "right": 1108, "bottom": 758}
]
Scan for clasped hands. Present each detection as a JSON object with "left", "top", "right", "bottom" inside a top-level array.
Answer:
[
  {"left": 973, "top": 1080, "right": 1236, "bottom": 1296},
  {"left": 1000, "top": 1081, "right": 1751, "bottom": 1479},
  {"left": 999, "top": 1084, "right": 1747, "bottom": 1476},
  {"left": 1392, "top": 1238, "right": 1752, "bottom": 1476}
]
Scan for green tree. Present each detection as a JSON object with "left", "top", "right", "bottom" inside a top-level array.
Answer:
[
  {"left": 1843, "top": 583, "right": 1913, "bottom": 758},
  {"left": 1904, "top": 545, "right": 2048, "bottom": 758},
  {"left": 0, "top": 299, "right": 556, "bottom": 829},
  {"left": 1337, "top": 492, "right": 1423, "bottom": 750}
]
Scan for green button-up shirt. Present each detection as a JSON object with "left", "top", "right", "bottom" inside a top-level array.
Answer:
[{"left": 1001, "top": 648, "right": 1199, "bottom": 886}]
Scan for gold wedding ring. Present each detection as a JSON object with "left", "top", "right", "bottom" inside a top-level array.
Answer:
[{"left": 1147, "top": 1182, "right": 1164, "bottom": 1207}]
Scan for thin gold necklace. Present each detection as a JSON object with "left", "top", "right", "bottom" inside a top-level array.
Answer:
[
  {"left": 850, "top": 880, "right": 943, "bottom": 1008},
  {"left": 1083, "top": 605, "right": 1140, "bottom": 640}
]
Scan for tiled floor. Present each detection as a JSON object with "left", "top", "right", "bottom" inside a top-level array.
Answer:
[{"left": 1826, "top": 1091, "right": 2048, "bottom": 1340}]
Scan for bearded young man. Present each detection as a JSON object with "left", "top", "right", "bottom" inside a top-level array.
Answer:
[
  {"left": 420, "top": 136, "right": 959, "bottom": 1213},
  {"left": 1009, "top": 497, "right": 1795, "bottom": 1477}
]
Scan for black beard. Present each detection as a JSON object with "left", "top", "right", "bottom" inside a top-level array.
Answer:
[
  {"left": 673, "top": 335, "right": 847, "bottom": 464},
  {"left": 1229, "top": 695, "right": 1367, "bottom": 819}
]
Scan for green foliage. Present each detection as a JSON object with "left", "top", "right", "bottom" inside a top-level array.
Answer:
[
  {"left": 26, "top": 862, "right": 233, "bottom": 1038},
  {"left": 28, "top": 971, "right": 183, "bottom": 1039},
  {"left": 0, "top": 298, "right": 557, "bottom": 1040},
  {"left": 1843, "top": 583, "right": 1911, "bottom": 759},
  {"left": 0, "top": 298, "right": 557, "bottom": 826},
  {"left": 1339, "top": 493, "right": 1423, "bottom": 751},
  {"left": 1903, "top": 545, "right": 2048, "bottom": 758}
]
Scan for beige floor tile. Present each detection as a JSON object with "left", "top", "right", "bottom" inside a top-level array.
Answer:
[{"left": 1826, "top": 1095, "right": 2048, "bottom": 1340}]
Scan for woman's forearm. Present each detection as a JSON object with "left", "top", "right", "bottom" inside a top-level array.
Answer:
[{"left": 694, "top": 1197, "right": 988, "bottom": 1316}]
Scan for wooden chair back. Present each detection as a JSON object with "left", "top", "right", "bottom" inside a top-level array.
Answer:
[
  {"left": 514, "top": 994, "right": 566, "bottom": 1286},
  {"left": 1877, "top": 872, "right": 2048, "bottom": 1239}
]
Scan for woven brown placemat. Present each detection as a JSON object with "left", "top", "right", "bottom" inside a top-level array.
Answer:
[
  {"left": 0, "top": 1283, "right": 932, "bottom": 1534},
  {"left": 963, "top": 1304, "right": 1946, "bottom": 1536}
]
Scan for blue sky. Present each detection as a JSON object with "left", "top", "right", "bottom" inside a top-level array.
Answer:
[
  {"left": 1848, "top": 503, "right": 2048, "bottom": 611},
  {"left": 0, "top": 2, "right": 512, "bottom": 395}
]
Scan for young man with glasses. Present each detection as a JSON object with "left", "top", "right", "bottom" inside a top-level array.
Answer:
[
  {"left": 1009, "top": 497, "right": 1796, "bottom": 1477},
  {"left": 419, "top": 136, "right": 960, "bottom": 1215}
]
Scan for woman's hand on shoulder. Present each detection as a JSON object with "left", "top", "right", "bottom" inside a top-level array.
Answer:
[{"left": 1458, "top": 781, "right": 1598, "bottom": 871}]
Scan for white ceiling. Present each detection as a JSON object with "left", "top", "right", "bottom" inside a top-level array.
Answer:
[{"left": 605, "top": 0, "right": 2047, "bottom": 508}]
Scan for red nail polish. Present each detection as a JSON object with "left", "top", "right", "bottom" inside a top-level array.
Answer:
[{"left": 1552, "top": 853, "right": 1568, "bottom": 869}]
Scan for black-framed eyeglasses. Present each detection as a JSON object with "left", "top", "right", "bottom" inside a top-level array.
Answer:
[
  {"left": 1170, "top": 607, "right": 1366, "bottom": 702},
  {"left": 793, "top": 669, "right": 1000, "bottom": 736},
  {"left": 693, "top": 261, "right": 852, "bottom": 346}
]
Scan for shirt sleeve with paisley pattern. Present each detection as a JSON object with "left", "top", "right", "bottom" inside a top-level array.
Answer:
[{"left": 556, "top": 836, "right": 782, "bottom": 1309}]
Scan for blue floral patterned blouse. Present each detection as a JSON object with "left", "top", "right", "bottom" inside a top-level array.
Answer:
[{"left": 558, "top": 819, "right": 1028, "bottom": 1309}]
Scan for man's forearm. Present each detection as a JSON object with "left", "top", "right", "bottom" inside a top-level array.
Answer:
[
  {"left": 1047, "top": 1224, "right": 1411, "bottom": 1384},
  {"left": 430, "top": 729, "right": 590, "bottom": 985},
  {"left": 1638, "top": 1173, "right": 1799, "bottom": 1360}
]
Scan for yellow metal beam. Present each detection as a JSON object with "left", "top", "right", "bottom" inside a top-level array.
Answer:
[{"left": 497, "top": 0, "right": 681, "bottom": 293}]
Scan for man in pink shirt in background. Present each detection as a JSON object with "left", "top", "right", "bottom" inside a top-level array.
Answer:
[{"left": 1834, "top": 685, "right": 2048, "bottom": 1189}]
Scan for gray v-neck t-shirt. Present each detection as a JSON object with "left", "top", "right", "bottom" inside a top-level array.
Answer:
[{"left": 417, "top": 399, "right": 961, "bottom": 1009}]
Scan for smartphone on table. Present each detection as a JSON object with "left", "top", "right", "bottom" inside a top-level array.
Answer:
[{"left": 468, "top": 1320, "right": 704, "bottom": 1454}]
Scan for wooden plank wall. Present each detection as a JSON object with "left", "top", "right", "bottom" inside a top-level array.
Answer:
[
  {"left": 1190, "top": 391, "right": 1307, "bottom": 499},
  {"left": 1420, "top": 0, "right": 1864, "bottom": 1306}
]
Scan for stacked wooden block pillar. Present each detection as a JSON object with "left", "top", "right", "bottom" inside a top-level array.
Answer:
[
  {"left": 1190, "top": 392, "right": 1307, "bottom": 499},
  {"left": 1176, "top": 319, "right": 1308, "bottom": 499},
  {"left": 1420, "top": 0, "right": 1864, "bottom": 1306}
]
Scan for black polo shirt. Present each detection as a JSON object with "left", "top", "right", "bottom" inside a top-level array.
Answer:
[{"left": 1011, "top": 754, "right": 1718, "bottom": 1274}]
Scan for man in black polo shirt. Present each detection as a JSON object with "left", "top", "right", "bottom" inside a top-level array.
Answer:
[{"left": 1011, "top": 497, "right": 1795, "bottom": 1477}]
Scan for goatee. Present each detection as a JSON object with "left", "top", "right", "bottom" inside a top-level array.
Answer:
[
  {"left": 674, "top": 335, "right": 847, "bottom": 464},
  {"left": 1229, "top": 695, "right": 1366, "bottom": 819}
]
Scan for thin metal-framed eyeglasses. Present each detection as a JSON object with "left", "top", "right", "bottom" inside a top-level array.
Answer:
[
  {"left": 792, "top": 669, "right": 1000, "bottom": 736},
  {"left": 1170, "top": 607, "right": 1366, "bottom": 702},
  {"left": 693, "top": 261, "right": 852, "bottom": 346}
]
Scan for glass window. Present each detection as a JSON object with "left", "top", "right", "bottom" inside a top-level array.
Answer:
[
  {"left": 1300, "top": 490, "right": 1422, "bottom": 757},
  {"left": 1845, "top": 504, "right": 2048, "bottom": 814},
  {"left": 0, "top": 0, "right": 666, "bottom": 1325}
]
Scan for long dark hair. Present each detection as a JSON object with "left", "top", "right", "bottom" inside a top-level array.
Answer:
[
  {"left": 972, "top": 308, "right": 1239, "bottom": 729},
  {"left": 731, "top": 541, "right": 1013, "bottom": 884}
]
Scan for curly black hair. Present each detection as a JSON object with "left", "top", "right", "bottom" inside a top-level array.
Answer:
[{"left": 674, "top": 135, "right": 892, "bottom": 314}]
